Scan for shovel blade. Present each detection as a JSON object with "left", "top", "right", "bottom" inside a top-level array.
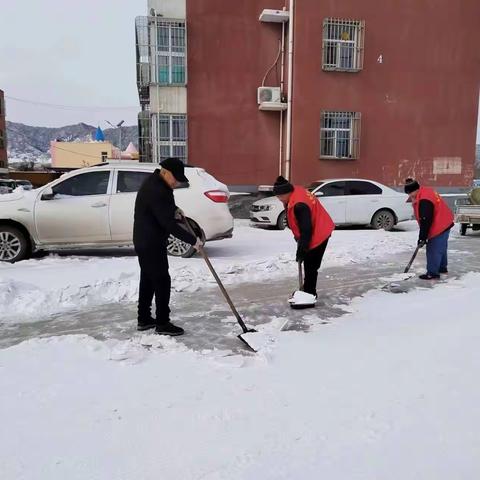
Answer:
[{"left": 238, "top": 330, "right": 276, "bottom": 353}]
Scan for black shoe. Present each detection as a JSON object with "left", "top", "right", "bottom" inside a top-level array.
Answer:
[
  {"left": 137, "top": 317, "right": 157, "bottom": 331},
  {"left": 439, "top": 268, "right": 448, "bottom": 274},
  {"left": 419, "top": 273, "right": 440, "bottom": 280},
  {"left": 155, "top": 321, "right": 184, "bottom": 336}
]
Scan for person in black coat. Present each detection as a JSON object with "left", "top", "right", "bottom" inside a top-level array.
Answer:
[{"left": 133, "top": 158, "right": 202, "bottom": 335}]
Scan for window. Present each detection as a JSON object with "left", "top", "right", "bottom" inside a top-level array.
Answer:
[
  {"left": 15, "top": 180, "right": 33, "bottom": 190},
  {"left": 322, "top": 18, "right": 365, "bottom": 72},
  {"left": 307, "top": 181, "right": 324, "bottom": 192},
  {"left": 138, "top": 111, "right": 151, "bottom": 163},
  {"left": 53, "top": 171, "right": 110, "bottom": 196},
  {"left": 0, "top": 129, "right": 4, "bottom": 149},
  {"left": 152, "top": 114, "right": 187, "bottom": 163},
  {"left": 317, "top": 181, "right": 346, "bottom": 197},
  {"left": 346, "top": 181, "right": 382, "bottom": 195},
  {"left": 155, "top": 20, "right": 186, "bottom": 85},
  {"left": 116, "top": 171, "right": 151, "bottom": 193},
  {"left": 0, "top": 180, "right": 14, "bottom": 188},
  {"left": 320, "top": 111, "right": 361, "bottom": 159}
]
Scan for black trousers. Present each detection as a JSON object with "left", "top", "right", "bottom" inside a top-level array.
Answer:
[
  {"left": 303, "top": 238, "right": 329, "bottom": 296},
  {"left": 136, "top": 248, "right": 171, "bottom": 323}
]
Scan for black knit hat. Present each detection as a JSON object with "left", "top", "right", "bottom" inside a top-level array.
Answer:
[
  {"left": 404, "top": 177, "right": 420, "bottom": 194},
  {"left": 160, "top": 157, "right": 189, "bottom": 183},
  {"left": 272, "top": 176, "right": 294, "bottom": 195}
]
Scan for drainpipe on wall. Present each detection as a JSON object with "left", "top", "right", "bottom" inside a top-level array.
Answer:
[
  {"left": 284, "top": 0, "right": 294, "bottom": 181},
  {"left": 278, "top": 7, "right": 287, "bottom": 177}
]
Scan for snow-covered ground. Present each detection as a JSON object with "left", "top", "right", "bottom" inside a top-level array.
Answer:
[
  {"left": 1, "top": 270, "right": 479, "bottom": 479},
  {"left": 0, "top": 220, "right": 419, "bottom": 322}
]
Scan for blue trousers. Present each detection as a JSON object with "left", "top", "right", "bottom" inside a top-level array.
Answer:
[{"left": 426, "top": 229, "right": 450, "bottom": 275}]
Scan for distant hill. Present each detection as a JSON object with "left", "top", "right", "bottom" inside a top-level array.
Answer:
[{"left": 6, "top": 121, "right": 138, "bottom": 164}]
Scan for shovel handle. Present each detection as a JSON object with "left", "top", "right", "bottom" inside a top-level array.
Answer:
[
  {"left": 404, "top": 246, "right": 420, "bottom": 273},
  {"left": 198, "top": 247, "right": 251, "bottom": 333},
  {"left": 180, "top": 215, "right": 251, "bottom": 334}
]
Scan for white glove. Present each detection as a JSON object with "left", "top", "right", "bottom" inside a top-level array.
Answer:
[{"left": 193, "top": 237, "right": 204, "bottom": 251}]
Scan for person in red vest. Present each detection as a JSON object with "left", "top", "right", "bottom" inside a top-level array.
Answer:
[
  {"left": 273, "top": 176, "right": 335, "bottom": 297},
  {"left": 404, "top": 178, "right": 454, "bottom": 280}
]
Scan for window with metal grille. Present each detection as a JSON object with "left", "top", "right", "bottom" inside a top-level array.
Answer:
[
  {"left": 322, "top": 18, "right": 365, "bottom": 72},
  {"left": 135, "top": 16, "right": 152, "bottom": 90},
  {"left": 320, "top": 111, "right": 361, "bottom": 159},
  {"left": 155, "top": 20, "right": 186, "bottom": 85},
  {"left": 152, "top": 114, "right": 187, "bottom": 163},
  {"left": 137, "top": 111, "right": 151, "bottom": 162}
]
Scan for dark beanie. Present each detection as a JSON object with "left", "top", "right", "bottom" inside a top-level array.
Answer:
[
  {"left": 404, "top": 178, "right": 420, "bottom": 194},
  {"left": 272, "top": 176, "right": 294, "bottom": 195}
]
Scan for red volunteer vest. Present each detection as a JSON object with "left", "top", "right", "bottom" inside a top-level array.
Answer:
[
  {"left": 413, "top": 186, "right": 454, "bottom": 239},
  {"left": 287, "top": 186, "right": 335, "bottom": 250}
]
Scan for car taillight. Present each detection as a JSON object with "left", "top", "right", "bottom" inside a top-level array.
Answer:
[{"left": 204, "top": 190, "right": 229, "bottom": 203}]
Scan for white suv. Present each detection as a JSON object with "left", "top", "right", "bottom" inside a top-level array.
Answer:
[{"left": 0, "top": 162, "right": 233, "bottom": 262}]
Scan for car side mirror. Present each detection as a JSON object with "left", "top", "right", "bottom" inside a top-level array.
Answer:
[
  {"left": 41, "top": 187, "right": 55, "bottom": 200},
  {"left": 315, "top": 191, "right": 324, "bottom": 197}
]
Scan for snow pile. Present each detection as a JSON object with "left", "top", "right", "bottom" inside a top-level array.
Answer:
[
  {"left": 1, "top": 273, "right": 479, "bottom": 479},
  {"left": 0, "top": 221, "right": 419, "bottom": 322}
]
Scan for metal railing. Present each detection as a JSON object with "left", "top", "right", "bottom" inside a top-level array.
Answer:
[{"left": 135, "top": 16, "right": 186, "bottom": 88}]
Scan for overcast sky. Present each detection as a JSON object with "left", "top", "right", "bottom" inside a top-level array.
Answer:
[
  {"left": 0, "top": 1, "right": 479, "bottom": 142},
  {"left": 0, "top": 0, "right": 144, "bottom": 128}
]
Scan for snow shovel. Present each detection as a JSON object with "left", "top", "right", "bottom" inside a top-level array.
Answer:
[
  {"left": 381, "top": 246, "right": 420, "bottom": 292},
  {"left": 404, "top": 245, "right": 420, "bottom": 273},
  {"left": 288, "top": 261, "right": 316, "bottom": 309},
  {"left": 180, "top": 216, "right": 258, "bottom": 352}
]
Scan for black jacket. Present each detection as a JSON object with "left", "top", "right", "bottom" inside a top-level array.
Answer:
[
  {"left": 133, "top": 169, "right": 196, "bottom": 251},
  {"left": 418, "top": 199, "right": 434, "bottom": 241},
  {"left": 293, "top": 202, "right": 313, "bottom": 253}
]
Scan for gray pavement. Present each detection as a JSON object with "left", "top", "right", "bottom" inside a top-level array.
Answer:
[{"left": 1, "top": 232, "right": 480, "bottom": 353}]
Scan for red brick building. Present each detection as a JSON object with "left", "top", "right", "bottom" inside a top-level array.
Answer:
[
  {"left": 136, "top": 0, "right": 480, "bottom": 188},
  {"left": 185, "top": 0, "right": 479, "bottom": 189},
  {"left": 0, "top": 89, "right": 7, "bottom": 175}
]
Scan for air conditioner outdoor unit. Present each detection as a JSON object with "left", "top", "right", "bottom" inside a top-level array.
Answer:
[
  {"left": 257, "top": 87, "right": 287, "bottom": 111},
  {"left": 257, "top": 86, "right": 281, "bottom": 103}
]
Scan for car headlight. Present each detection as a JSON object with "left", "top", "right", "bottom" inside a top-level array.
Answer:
[{"left": 257, "top": 205, "right": 272, "bottom": 211}]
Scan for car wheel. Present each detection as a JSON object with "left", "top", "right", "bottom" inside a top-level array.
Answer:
[
  {"left": 276, "top": 210, "right": 287, "bottom": 230},
  {"left": 167, "top": 218, "right": 203, "bottom": 258},
  {"left": 460, "top": 223, "right": 468, "bottom": 236},
  {"left": 0, "top": 226, "right": 30, "bottom": 262},
  {"left": 371, "top": 209, "right": 395, "bottom": 231}
]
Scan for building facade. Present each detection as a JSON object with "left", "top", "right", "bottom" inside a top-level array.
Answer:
[
  {"left": 136, "top": 0, "right": 187, "bottom": 164},
  {"left": 50, "top": 141, "right": 114, "bottom": 169},
  {"left": 0, "top": 89, "right": 7, "bottom": 176},
  {"left": 136, "top": 0, "right": 480, "bottom": 189}
]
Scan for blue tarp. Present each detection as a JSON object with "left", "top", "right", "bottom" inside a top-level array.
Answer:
[{"left": 95, "top": 126, "right": 105, "bottom": 142}]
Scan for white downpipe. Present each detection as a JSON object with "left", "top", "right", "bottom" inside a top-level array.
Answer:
[
  {"left": 279, "top": 14, "right": 286, "bottom": 176},
  {"left": 284, "top": 0, "right": 294, "bottom": 180}
]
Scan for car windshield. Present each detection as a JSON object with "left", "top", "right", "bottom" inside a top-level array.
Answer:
[{"left": 307, "top": 181, "right": 324, "bottom": 192}]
